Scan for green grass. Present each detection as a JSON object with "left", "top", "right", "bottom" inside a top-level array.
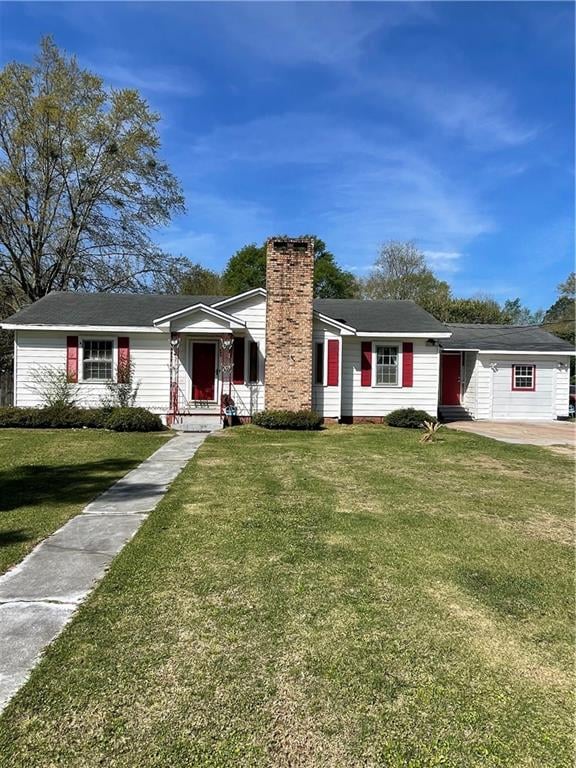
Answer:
[
  {"left": 0, "top": 425, "right": 573, "bottom": 767},
  {"left": 0, "top": 428, "right": 170, "bottom": 575}
]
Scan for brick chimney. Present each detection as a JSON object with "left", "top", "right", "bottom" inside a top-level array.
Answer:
[{"left": 265, "top": 237, "right": 315, "bottom": 411}]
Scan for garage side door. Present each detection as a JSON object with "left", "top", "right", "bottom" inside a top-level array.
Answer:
[{"left": 491, "top": 360, "right": 555, "bottom": 420}]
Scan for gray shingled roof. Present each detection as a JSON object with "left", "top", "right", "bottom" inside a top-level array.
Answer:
[
  {"left": 1, "top": 292, "right": 226, "bottom": 327},
  {"left": 442, "top": 323, "right": 574, "bottom": 353},
  {"left": 314, "top": 299, "right": 447, "bottom": 333},
  {"left": 2, "top": 292, "right": 449, "bottom": 334}
]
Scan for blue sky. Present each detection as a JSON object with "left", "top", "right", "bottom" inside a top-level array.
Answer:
[{"left": 0, "top": 1, "right": 574, "bottom": 309}]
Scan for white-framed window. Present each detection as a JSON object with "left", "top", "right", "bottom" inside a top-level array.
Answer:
[
  {"left": 375, "top": 345, "right": 399, "bottom": 386},
  {"left": 512, "top": 364, "right": 535, "bottom": 391},
  {"left": 82, "top": 339, "right": 114, "bottom": 381}
]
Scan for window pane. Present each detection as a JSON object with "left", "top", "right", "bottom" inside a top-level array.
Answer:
[
  {"left": 375, "top": 346, "right": 398, "bottom": 385},
  {"left": 513, "top": 365, "right": 534, "bottom": 389},
  {"left": 83, "top": 361, "right": 112, "bottom": 380},
  {"left": 83, "top": 340, "right": 113, "bottom": 380}
]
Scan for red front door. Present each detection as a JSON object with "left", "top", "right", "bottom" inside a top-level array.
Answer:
[
  {"left": 192, "top": 343, "right": 216, "bottom": 400},
  {"left": 441, "top": 353, "right": 461, "bottom": 405}
]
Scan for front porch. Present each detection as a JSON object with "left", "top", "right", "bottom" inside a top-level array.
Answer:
[
  {"left": 168, "top": 332, "right": 264, "bottom": 426},
  {"left": 439, "top": 350, "right": 477, "bottom": 421},
  {"left": 151, "top": 298, "right": 264, "bottom": 426}
]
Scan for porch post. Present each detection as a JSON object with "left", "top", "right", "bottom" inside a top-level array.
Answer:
[
  {"left": 219, "top": 334, "right": 234, "bottom": 423},
  {"left": 169, "top": 332, "right": 181, "bottom": 417}
]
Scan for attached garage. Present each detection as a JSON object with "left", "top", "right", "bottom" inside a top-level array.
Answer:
[
  {"left": 486, "top": 355, "right": 560, "bottom": 420},
  {"left": 440, "top": 324, "right": 573, "bottom": 421}
]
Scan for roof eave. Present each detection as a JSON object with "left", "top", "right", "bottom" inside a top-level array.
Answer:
[
  {"left": 153, "top": 303, "right": 246, "bottom": 328},
  {"left": 212, "top": 288, "right": 266, "bottom": 308},
  {"left": 313, "top": 311, "right": 356, "bottom": 335},
  {"left": 1, "top": 323, "right": 163, "bottom": 333},
  {"left": 355, "top": 331, "right": 452, "bottom": 339}
]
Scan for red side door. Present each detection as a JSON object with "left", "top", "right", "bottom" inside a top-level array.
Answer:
[
  {"left": 441, "top": 353, "right": 461, "bottom": 405},
  {"left": 192, "top": 343, "right": 216, "bottom": 400}
]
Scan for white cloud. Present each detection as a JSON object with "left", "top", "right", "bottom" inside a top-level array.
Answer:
[
  {"left": 180, "top": 111, "right": 493, "bottom": 271},
  {"left": 424, "top": 251, "right": 463, "bottom": 274},
  {"left": 81, "top": 57, "right": 202, "bottom": 97},
  {"left": 412, "top": 83, "right": 538, "bottom": 148},
  {"left": 204, "top": 3, "right": 429, "bottom": 68},
  {"left": 157, "top": 190, "right": 275, "bottom": 267},
  {"left": 349, "top": 73, "right": 538, "bottom": 150}
]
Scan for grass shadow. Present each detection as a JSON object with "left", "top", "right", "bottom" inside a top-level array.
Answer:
[{"left": 0, "top": 459, "right": 137, "bottom": 513}]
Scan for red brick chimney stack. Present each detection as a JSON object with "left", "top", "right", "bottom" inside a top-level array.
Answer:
[{"left": 265, "top": 237, "right": 315, "bottom": 411}]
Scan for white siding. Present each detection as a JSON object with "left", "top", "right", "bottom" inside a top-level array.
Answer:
[
  {"left": 15, "top": 330, "right": 171, "bottom": 413},
  {"left": 475, "top": 357, "right": 493, "bottom": 420},
  {"left": 461, "top": 351, "right": 478, "bottom": 415},
  {"left": 474, "top": 354, "right": 571, "bottom": 420},
  {"left": 172, "top": 314, "right": 230, "bottom": 334},
  {"left": 341, "top": 338, "right": 440, "bottom": 417},
  {"left": 555, "top": 362, "right": 570, "bottom": 418},
  {"left": 226, "top": 296, "right": 266, "bottom": 416},
  {"left": 15, "top": 331, "right": 67, "bottom": 407},
  {"left": 311, "top": 321, "right": 342, "bottom": 418}
]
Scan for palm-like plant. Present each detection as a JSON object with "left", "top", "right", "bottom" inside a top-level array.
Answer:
[{"left": 421, "top": 421, "right": 442, "bottom": 443}]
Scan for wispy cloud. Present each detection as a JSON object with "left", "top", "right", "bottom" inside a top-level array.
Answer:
[
  {"left": 347, "top": 72, "right": 539, "bottom": 150},
  {"left": 157, "top": 190, "right": 275, "bottom": 267},
  {"left": 410, "top": 82, "right": 538, "bottom": 148},
  {"left": 81, "top": 55, "right": 202, "bottom": 97},
  {"left": 424, "top": 251, "right": 462, "bottom": 274},
  {"left": 203, "top": 2, "right": 430, "bottom": 68},
  {"left": 183, "top": 111, "right": 493, "bottom": 270},
  {"left": 98, "top": 63, "right": 201, "bottom": 97}
]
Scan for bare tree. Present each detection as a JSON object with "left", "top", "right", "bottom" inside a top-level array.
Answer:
[
  {"left": 362, "top": 241, "right": 451, "bottom": 307},
  {"left": 0, "top": 37, "right": 187, "bottom": 312}
]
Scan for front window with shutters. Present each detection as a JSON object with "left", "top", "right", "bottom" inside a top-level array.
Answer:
[
  {"left": 375, "top": 345, "right": 399, "bottom": 385},
  {"left": 82, "top": 340, "right": 113, "bottom": 381}
]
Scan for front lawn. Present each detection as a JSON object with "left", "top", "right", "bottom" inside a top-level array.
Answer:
[
  {"left": 0, "top": 429, "right": 170, "bottom": 575},
  {"left": 0, "top": 425, "right": 573, "bottom": 767}
]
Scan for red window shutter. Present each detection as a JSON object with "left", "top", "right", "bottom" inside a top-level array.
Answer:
[
  {"left": 402, "top": 342, "right": 413, "bottom": 387},
  {"left": 361, "top": 342, "right": 372, "bottom": 387},
  {"left": 118, "top": 337, "right": 130, "bottom": 383},
  {"left": 327, "top": 339, "right": 339, "bottom": 386},
  {"left": 233, "top": 338, "right": 245, "bottom": 384},
  {"left": 66, "top": 336, "right": 78, "bottom": 382}
]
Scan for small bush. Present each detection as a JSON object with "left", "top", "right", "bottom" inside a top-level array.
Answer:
[
  {"left": 252, "top": 409, "right": 322, "bottom": 431},
  {"left": 28, "top": 365, "right": 80, "bottom": 407},
  {"left": 386, "top": 408, "right": 437, "bottom": 429},
  {"left": 104, "top": 407, "right": 163, "bottom": 432},
  {"left": 100, "top": 360, "right": 141, "bottom": 409}
]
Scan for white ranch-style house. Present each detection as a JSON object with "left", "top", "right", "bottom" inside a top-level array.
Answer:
[{"left": 1, "top": 238, "right": 573, "bottom": 427}]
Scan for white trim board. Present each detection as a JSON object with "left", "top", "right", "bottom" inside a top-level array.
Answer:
[
  {"left": 153, "top": 303, "right": 246, "bottom": 328},
  {"left": 0, "top": 324, "right": 164, "bottom": 333},
  {"left": 356, "top": 332, "right": 452, "bottom": 339}
]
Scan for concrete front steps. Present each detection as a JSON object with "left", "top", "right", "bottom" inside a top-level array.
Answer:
[
  {"left": 439, "top": 405, "right": 474, "bottom": 422},
  {"left": 171, "top": 413, "right": 222, "bottom": 433}
]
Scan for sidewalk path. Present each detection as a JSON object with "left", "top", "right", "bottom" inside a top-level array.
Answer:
[{"left": 0, "top": 432, "right": 209, "bottom": 712}]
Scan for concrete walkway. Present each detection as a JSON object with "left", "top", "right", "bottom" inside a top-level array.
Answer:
[
  {"left": 446, "top": 420, "right": 576, "bottom": 447},
  {"left": 0, "top": 432, "right": 209, "bottom": 712}
]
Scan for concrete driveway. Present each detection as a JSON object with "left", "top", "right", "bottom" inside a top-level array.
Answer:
[{"left": 446, "top": 420, "right": 576, "bottom": 447}]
